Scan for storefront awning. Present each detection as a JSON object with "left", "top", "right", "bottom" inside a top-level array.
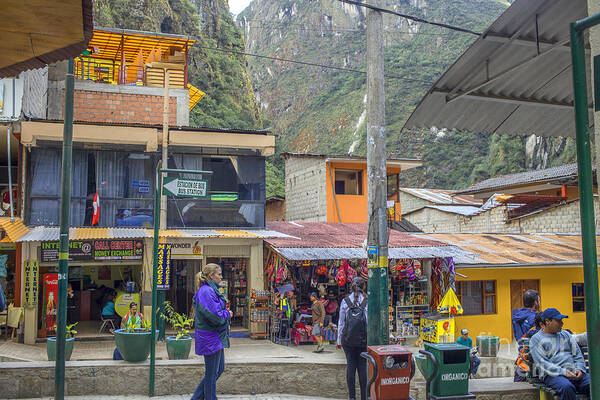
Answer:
[
  {"left": 0, "top": 218, "right": 29, "bottom": 242},
  {"left": 17, "top": 226, "right": 293, "bottom": 242},
  {"left": 0, "top": 0, "right": 94, "bottom": 78},
  {"left": 403, "top": 0, "right": 590, "bottom": 138},
  {"left": 270, "top": 245, "right": 472, "bottom": 261},
  {"left": 17, "top": 226, "right": 152, "bottom": 242}
]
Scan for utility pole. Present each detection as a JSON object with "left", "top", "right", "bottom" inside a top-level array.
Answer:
[
  {"left": 365, "top": 3, "right": 389, "bottom": 345},
  {"left": 157, "top": 69, "right": 171, "bottom": 341},
  {"left": 55, "top": 58, "right": 75, "bottom": 399}
]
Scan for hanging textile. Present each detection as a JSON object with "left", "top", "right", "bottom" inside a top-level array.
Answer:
[
  {"left": 441, "top": 257, "right": 456, "bottom": 294},
  {"left": 430, "top": 258, "right": 443, "bottom": 309}
]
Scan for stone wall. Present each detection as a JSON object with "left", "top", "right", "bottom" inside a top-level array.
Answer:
[
  {"left": 0, "top": 359, "right": 534, "bottom": 399},
  {"left": 285, "top": 157, "right": 327, "bottom": 222},
  {"left": 405, "top": 199, "right": 600, "bottom": 233},
  {"left": 398, "top": 192, "right": 430, "bottom": 214}
]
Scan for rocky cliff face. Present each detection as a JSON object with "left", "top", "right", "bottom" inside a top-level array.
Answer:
[{"left": 239, "top": 0, "right": 576, "bottom": 193}]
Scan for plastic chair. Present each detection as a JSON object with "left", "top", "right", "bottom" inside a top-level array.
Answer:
[{"left": 99, "top": 315, "right": 116, "bottom": 334}]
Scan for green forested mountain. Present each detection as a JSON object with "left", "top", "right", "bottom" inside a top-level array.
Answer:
[
  {"left": 238, "top": 0, "right": 576, "bottom": 195},
  {"left": 94, "top": 0, "right": 262, "bottom": 129}
]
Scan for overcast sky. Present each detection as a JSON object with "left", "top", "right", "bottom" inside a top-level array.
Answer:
[{"left": 229, "top": 0, "right": 253, "bottom": 15}]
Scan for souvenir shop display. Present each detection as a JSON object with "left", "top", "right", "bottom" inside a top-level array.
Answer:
[
  {"left": 389, "top": 259, "right": 429, "bottom": 338},
  {"left": 265, "top": 252, "right": 361, "bottom": 346},
  {"left": 249, "top": 289, "right": 269, "bottom": 339},
  {"left": 219, "top": 258, "right": 248, "bottom": 328},
  {"left": 420, "top": 258, "right": 461, "bottom": 344},
  {"left": 264, "top": 247, "right": 456, "bottom": 345}
]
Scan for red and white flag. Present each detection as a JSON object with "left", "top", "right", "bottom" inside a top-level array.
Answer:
[{"left": 92, "top": 191, "right": 100, "bottom": 226}]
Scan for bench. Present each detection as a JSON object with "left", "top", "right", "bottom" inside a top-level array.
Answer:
[{"left": 525, "top": 342, "right": 589, "bottom": 400}]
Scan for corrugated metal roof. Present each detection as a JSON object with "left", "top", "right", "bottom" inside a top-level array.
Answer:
[
  {"left": 400, "top": 188, "right": 481, "bottom": 205},
  {"left": 418, "top": 233, "right": 595, "bottom": 266},
  {"left": 18, "top": 227, "right": 291, "bottom": 241},
  {"left": 426, "top": 205, "right": 481, "bottom": 216},
  {"left": 273, "top": 245, "right": 469, "bottom": 261},
  {"left": 18, "top": 227, "right": 151, "bottom": 242},
  {"left": 403, "top": 0, "right": 590, "bottom": 138},
  {"left": 266, "top": 222, "right": 449, "bottom": 249},
  {"left": 456, "top": 164, "right": 579, "bottom": 195},
  {"left": 0, "top": 0, "right": 93, "bottom": 78},
  {"left": 0, "top": 218, "right": 29, "bottom": 242}
]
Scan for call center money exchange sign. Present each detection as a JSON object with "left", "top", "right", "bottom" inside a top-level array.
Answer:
[{"left": 40, "top": 239, "right": 144, "bottom": 262}]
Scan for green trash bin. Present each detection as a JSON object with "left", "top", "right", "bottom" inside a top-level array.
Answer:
[
  {"left": 477, "top": 336, "right": 500, "bottom": 357},
  {"left": 424, "top": 342, "right": 472, "bottom": 398}
]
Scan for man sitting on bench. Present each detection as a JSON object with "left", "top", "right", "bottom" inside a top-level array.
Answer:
[{"left": 530, "top": 308, "right": 589, "bottom": 400}]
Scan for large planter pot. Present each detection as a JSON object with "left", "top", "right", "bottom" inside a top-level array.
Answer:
[
  {"left": 114, "top": 329, "right": 152, "bottom": 362},
  {"left": 166, "top": 335, "right": 192, "bottom": 360},
  {"left": 47, "top": 337, "right": 75, "bottom": 361}
]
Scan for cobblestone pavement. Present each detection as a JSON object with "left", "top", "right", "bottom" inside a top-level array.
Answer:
[{"left": 16, "top": 395, "right": 342, "bottom": 400}]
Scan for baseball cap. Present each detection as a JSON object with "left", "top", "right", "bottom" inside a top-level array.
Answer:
[
  {"left": 461, "top": 329, "right": 468, "bottom": 335},
  {"left": 541, "top": 308, "right": 568, "bottom": 320}
]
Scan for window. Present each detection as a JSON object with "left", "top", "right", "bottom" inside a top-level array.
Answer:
[
  {"left": 335, "top": 169, "right": 363, "bottom": 195},
  {"left": 167, "top": 154, "right": 266, "bottom": 228},
  {"left": 456, "top": 280, "right": 497, "bottom": 315},
  {"left": 572, "top": 283, "right": 585, "bottom": 312},
  {"left": 29, "top": 148, "right": 156, "bottom": 227}
]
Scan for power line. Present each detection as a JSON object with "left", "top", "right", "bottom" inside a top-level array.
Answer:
[
  {"left": 243, "top": 23, "right": 460, "bottom": 36},
  {"left": 335, "top": 0, "right": 481, "bottom": 36},
  {"left": 196, "top": 45, "right": 434, "bottom": 84}
]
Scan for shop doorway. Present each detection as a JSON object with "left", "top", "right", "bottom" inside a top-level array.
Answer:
[
  {"left": 206, "top": 257, "right": 248, "bottom": 329},
  {"left": 37, "top": 263, "right": 143, "bottom": 338},
  {"left": 167, "top": 259, "right": 202, "bottom": 317}
]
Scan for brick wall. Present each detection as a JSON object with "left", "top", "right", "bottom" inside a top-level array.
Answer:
[
  {"left": 285, "top": 157, "right": 327, "bottom": 221},
  {"left": 405, "top": 199, "right": 600, "bottom": 234},
  {"left": 73, "top": 90, "right": 177, "bottom": 125}
]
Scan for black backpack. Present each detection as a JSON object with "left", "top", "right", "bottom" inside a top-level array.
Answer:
[{"left": 341, "top": 296, "right": 367, "bottom": 347}]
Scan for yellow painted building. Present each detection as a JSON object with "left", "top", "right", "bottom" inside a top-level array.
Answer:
[{"left": 420, "top": 233, "right": 597, "bottom": 344}]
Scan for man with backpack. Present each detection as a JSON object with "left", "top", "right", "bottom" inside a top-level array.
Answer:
[
  {"left": 512, "top": 289, "right": 540, "bottom": 381},
  {"left": 337, "top": 277, "right": 368, "bottom": 400}
]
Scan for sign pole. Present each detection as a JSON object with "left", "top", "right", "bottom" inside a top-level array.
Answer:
[
  {"left": 149, "top": 167, "right": 161, "bottom": 396},
  {"left": 55, "top": 58, "right": 75, "bottom": 400}
]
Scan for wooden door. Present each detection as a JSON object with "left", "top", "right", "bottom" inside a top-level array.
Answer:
[{"left": 510, "top": 280, "right": 540, "bottom": 310}]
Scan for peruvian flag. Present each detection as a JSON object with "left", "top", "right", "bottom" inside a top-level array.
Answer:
[{"left": 92, "top": 191, "right": 100, "bottom": 226}]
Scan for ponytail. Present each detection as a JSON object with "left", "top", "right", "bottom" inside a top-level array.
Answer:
[
  {"left": 196, "top": 263, "right": 221, "bottom": 290},
  {"left": 350, "top": 276, "right": 366, "bottom": 305}
]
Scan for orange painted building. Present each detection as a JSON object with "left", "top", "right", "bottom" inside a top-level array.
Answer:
[{"left": 283, "top": 153, "right": 421, "bottom": 223}]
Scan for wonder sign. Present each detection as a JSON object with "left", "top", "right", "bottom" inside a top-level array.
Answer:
[{"left": 162, "top": 177, "right": 208, "bottom": 198}]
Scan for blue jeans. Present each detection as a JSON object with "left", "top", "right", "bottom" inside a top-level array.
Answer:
[
  {"left": 470, "top": 356, "right": 481, "bottom": 376},
  {"left": 343, "top": 345, "right": 367, "bottom": 400},
  {"left": 191, "top": 349, "right": 225, "bottom": 400},
  {"left": 544, "top": 373, "right": 590, "bottom": 400}
]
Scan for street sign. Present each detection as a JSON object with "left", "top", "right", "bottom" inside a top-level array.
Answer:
[
  {"left": 162, "top": 177, "right": 208, "bottom": 198},
  {"left": 156, "top": 244, "right": 172, "bottom": 290}
]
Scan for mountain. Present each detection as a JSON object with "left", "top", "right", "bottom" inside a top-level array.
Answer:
[
  {"left": 93, "top": 0, "right": 263, "bottom": 130},
  {"left": 238, "top": 0, "right": 576, "bottom": 195}
]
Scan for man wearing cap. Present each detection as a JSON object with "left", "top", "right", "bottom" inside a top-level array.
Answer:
[
  {"left": 457, "top": 328, "right": 480, "bottom": 378},
  {"left": 530, "top": 308, "right": 589, "bottom": 400}
]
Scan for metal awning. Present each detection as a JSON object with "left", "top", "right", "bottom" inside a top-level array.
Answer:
[
  {"left": 0, "top": 0, "right": 93, "bottom": 78},
  {"left": 17, "top": 226, "right": 293, "bottom": 241},
  {"left": 270, "top": 245, "right": 472, "bottom": 261},
  {"left": 403, "top": 0, "right": 590, "bottom": 138},
  {"left": 0, "top": 218, "right": 29, "bottom": 242}
]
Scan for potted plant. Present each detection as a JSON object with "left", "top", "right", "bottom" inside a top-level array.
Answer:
[
  {"left": 47, "top": 322, "right": 78, "bottom": 361},
  {"left": 161, "top": 301, "right": 193, "bottom": 360},
  {"left": 114, "top": 317, "right": 153, "bottom": 362}
]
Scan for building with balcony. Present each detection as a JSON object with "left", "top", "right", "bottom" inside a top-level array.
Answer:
[{"left": 11, "top": 28, "right": 276, "bottom": 342}]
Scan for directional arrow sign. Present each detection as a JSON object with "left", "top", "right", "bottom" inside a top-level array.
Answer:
[{"left": 162, "top": 177, "right": 208, "bottom": 198}]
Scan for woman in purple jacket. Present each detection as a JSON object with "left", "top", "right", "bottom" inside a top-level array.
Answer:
[{"left": 191, "top": 263, "right": 231, "bottom": 400}]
